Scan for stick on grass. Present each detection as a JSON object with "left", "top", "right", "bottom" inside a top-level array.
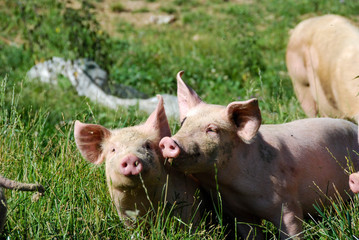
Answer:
[{"left": 0, "top": 176, "right": 45, "bottom": 193}]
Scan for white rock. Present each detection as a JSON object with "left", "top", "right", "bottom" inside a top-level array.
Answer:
[{"left": 26, "top": 57, "right": 179, "bottom": 119}]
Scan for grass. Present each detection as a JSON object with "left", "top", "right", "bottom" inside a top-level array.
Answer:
[
  {"left": 0, "top": 0, "right": 359, "bottom": 238},
  {"left": 111, "top": 3, "right": 127, "bottom": 13}
]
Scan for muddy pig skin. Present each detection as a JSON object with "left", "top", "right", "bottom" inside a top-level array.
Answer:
[
  {"left": 160, "top": 72, "right": 359, "bottom": 239},
  {"left": 74, "top": 95, "right": 205, "bottom": 226}
]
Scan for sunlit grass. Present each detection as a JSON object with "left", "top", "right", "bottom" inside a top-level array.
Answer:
[{"left": 1, "top": 0, "right": 359, "bottom": 238}]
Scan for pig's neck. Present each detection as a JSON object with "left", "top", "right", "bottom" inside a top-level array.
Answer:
[
  {"left": 110, "top": 169, "right": 201, "bottom": 225},
  {"left": 194, "top": 135, "right": 266, "bottom": 188},
  {"left": 193, "top": 132, "right": 275, "bottom": 215},
  {"left": 162, "top": 168, "right": 203, "bottom": 223},
  {"left": 109, "top": 177, "right": 167, "bottom": 224}
]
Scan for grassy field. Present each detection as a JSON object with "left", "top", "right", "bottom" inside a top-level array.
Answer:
[{"left": 1, "top": 0, "right": 359, "bottom": 238}]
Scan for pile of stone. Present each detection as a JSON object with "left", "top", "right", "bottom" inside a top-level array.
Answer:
[{"left": 26, "top": 57, "right": 179, "bottom": 119}]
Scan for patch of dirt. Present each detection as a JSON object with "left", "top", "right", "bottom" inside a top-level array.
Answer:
[
  {"left": 93, "top": 0, "right": 254, "bottom": 36},
  {"left": 120, "top": 0, "right": 161, "bottom": 11},
  {"left": 94, "top": 0, "right": 172, "bottom": 35},
  {"left": 232, "top": 0, "right": 253, "bottom": 3}
]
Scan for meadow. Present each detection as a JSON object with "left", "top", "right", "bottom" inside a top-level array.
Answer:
[{"left": 0, "top": 0, "right": 359, "bottom": 238}]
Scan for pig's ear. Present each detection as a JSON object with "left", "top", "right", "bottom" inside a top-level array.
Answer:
[
  {"left": 226, "top": 98, "right": 261, "bottom": 143},
  {"left": 177, "top": 71, "right": 203, "bottom": 122},
  {"left": 144, "top": 95, "right": 171, "bottom": 138},
  {"left": 74, "top": 120, "right": 111, "bottom": 164}
]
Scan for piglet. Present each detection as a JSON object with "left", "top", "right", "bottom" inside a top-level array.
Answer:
[
  {"left": 74, "top": 95, "right": 204, "bottom": 226},
  {"left": 160, "top": 71, "right": 359, "bottom": 239}
]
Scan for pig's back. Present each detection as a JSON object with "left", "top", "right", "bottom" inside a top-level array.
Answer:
[
  {"left": 261, "top": 118, "right": 358, "bottom": 164},
  {"left": 261, "top": 117, "right": 357, "bottom": 145},
  {"left": 260, "top": 118, "right": 358, "bottom": 213}
]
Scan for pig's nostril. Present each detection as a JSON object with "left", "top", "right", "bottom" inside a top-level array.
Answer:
[
  {"left": 122, "top": 162, "right": 128, "bottom": 168},
  {"left": 134, "top": 161, "right": 139, "bottom": 167},
  {"left": 170, "top": 145, "right": 176, "bottom": 150}
]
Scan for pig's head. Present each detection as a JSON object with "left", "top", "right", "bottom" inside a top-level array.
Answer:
[
  {"left": 160, "top": 71, "right": 261, "bottom": 173},
  {"left": 74, "top": 95, "right": 171, "bottom": 197}
]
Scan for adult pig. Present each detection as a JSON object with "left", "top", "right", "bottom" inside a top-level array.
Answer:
[
  {"left": 160, "top": 72, "right": 359, "bottom": 239},
  {"left": 74, "top": 95, "right": 204, "bottom": 226},
  {"left": 286, "top": 14, "right": 359, "bottom": 121}
]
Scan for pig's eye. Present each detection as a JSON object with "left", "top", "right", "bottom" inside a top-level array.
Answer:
[
  {"left": 111, "top": 148, "right": 116, "bottom": 152},
  {"left": 143, "top": 140, "right": 152, "bottom": 150},
  {"left": 206, "top": 125, "right": 218, "bottom": 134}
]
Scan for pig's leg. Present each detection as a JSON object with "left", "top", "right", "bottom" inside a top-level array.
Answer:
[
  {"left": 276, "top": 201, "right": 303, "bottom": 239},
  {"left": 293, "top": 82, "right": 317, "bottom": 118},
  {"left": 287, "top": 49, "right": 318, "bottom": 118},
  {"left": 237, "top": 225, "right": 265, "bottom": 240},
  {"left": 235, "top": 215, "right": 265, "bottom": 240}
]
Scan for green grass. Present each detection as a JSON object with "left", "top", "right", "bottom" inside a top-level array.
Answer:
[
  {"left": 1, "top": 0, "right": 359, "bottom": 238},
  {"left": 111, "top": 3, "right": 127, "bottom": 13}
]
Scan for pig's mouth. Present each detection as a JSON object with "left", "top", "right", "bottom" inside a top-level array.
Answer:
[
  {"left": 165, "top": 157, "right": 174, "bottom": 165},
  {"left": 111, "top": 170, "right": 151, "bottom": 191},
  {"left": 160, "top": 136, "right": 206, "bottom": 172},
  {"left": 164, "top": 141, "right": 218, "bottom": 174},
  {"left": 114, "top": 182, "right": 142, "bottom": 191},
  {"left": 165, "top": 146, "right": 201, "bottom": 169},
  {"left": 111, "top": 162, "right": 152, "bottom": 190}
]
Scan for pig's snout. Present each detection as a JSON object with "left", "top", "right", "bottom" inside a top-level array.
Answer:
[
  {"left": 159, "top": 137, "right": 180, "bottom": 158},
  {"left": 349, "top": 173, "right": 359, "bottom": 194},
  {"left": 119, "top": 154, "right": 143, "bottom": 176}
]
